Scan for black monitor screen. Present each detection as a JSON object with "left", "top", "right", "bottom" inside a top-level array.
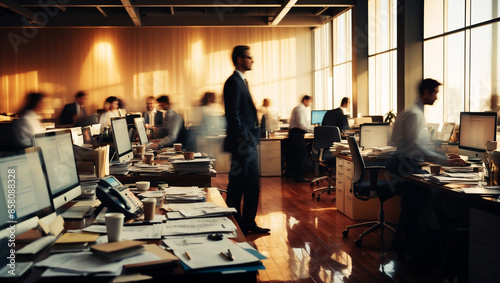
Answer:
[{"left": 311, "top": 110, "right": 328, "bottom": 125}]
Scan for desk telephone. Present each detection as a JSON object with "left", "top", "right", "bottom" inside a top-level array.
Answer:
[{"left": 96, "top": 176, "right": 144, "bottom": 219}]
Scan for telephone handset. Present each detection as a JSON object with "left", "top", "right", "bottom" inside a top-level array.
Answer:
[{"left": 96, "top": 176, "right": 144, "bottom": 219}]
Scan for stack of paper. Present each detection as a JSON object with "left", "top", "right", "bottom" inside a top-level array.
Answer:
[
  {"left": 370, "top": 146, "right": 396, "bottom": 154},
  {"left": 162, "top": 217, "right": 237, "bottom": 236},
  {"left": 82, "top": 224, "right": 163, "bottom": 240},
  {"left": 109, "top": 161, "right": 130, "bottom": 175},
  {"left": 164, "top": 187, "right": 206, "bottom": 203},
  {"left": 129, "top": 163, "right": 170, "bottom": 174},
  {"left": 331, "top": 141, "right": 350, "bottom": 154},
  {"left": 166, "top": 207, "right": 237, "bottom": 220},
  {"left": 170, "top": 158, "right": 212, "bottom": 174},
  {"left": 428, "top": 173, "right": 478, "bottom": 184}
]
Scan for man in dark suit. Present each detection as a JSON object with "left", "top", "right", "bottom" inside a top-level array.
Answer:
[
  {"left": 143, "top": 96, "right": 164, "bottom": 138},
  {"left": 322, "top": 97, "right": 350, "bottom": 131},
  {"left": 223, "top": 45, "right": 269, "bottom": 235},
  {"left": 59, "top": 91, "right": 87, "bottom": 125}
]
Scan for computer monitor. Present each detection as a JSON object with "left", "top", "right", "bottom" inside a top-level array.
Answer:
[
  {"left": 359, "top": 123, "right": 391, "bottom": 149},
  {"left": 0, "top": 148, "right": 55, "bottom": 237},
  {"left": 311, "top": 110, "right": 328, "bottom": 125},
  {"left": 111, "top": 117, "right": 134, "bottom": 163},
  {"left": 133, "top": 117, "right": 149, "bottom": 145},
  {"left": 458, "top": 112, "right": 497, "bottom": 160},
  {"left": 33, "top": 130, "right": 82, "bottom": 209}
]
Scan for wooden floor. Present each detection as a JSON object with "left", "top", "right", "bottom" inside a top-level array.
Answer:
[{"left": 212, "top": 173, "right": 445, "bottom": 283}]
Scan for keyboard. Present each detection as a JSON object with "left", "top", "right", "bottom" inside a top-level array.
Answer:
[
  {"left": 60, "top": 205, "right": 93, "bottom": 219},
  {"left": 17, "top": 235, "right": 57, "bottom": 255}
]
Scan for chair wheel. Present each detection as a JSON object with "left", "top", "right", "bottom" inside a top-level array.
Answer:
[
  {"left": 355, "top": 239, "right": 362, "bottom": 247},
  {"left": 316, "top": 196, "right": 320, "bottom": 201},
  {"left": 312, "top": 193, "right": 315, "bottom": 198},
  {"left": 342, "top": 230, "right": 348, "bottom": 236},
  {"left": 310, "top": 182, "right": 314, "bottom": 187},
  {"left": 316, "top": 181, "right": 320, "bottom": 186},
  {"left": 327, "top": 191, "right": 331, "bottom": 195}
]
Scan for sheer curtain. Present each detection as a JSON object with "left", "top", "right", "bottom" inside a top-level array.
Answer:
[{"left": 0, "top": 27, "right": 312, "bottom": 121}]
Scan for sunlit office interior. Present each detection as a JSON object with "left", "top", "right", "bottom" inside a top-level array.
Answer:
[{"left": 1, "top": 0, "right": 500, "bottom": 282}]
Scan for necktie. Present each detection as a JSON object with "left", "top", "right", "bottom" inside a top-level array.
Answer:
[
  {"left": 79, "top": 106, "right": 85, "bottom": 117},
  {"left": 244, "top": 79, "right": 249, "bottom": 87},
  {"left": 150, "top": 112, "right": 155, "bottom": 127}
]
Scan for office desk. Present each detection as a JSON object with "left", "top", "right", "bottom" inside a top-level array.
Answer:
[
  {"left": 404, "top": 166, "right": 500, "bottom": 283},
  {"left": 14, "top": 188, "right": 254, "bottom": 283}
]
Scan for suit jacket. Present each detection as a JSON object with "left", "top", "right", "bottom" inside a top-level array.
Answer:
[
  {"left": 223, "top": 72, "right": 259, "bottom": 152},
  {"left": 142, "top": 110, "right": 164, "bottom": 126},
  {"left": 59, "top": 102, "right": 86, "bottom": 125},
  {"left": 322, "top": 107, "right": 350, "bottom": 130}
]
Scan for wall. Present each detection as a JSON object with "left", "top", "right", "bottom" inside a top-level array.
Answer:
[{"left": 0, "top": 27, "right": 312, "bottom": 121}]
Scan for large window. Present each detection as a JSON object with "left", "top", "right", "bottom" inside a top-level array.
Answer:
[
  {"left": 313, "top": 10, "right": 352, "bottom": 112},
  {"left": 424, "top": 0, "right": 500, "bottom": 124},
  {"left": 368, "top": 0, "right": 398, "bottom": 116}
]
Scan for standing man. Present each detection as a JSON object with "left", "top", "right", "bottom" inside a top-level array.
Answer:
[
  {"left": 59, "top": 91, "right": 88, "bottom": 125},
  {"left": 150, "top": 95, "right": 188, "bottom": 149},
  {"left": 143, "top": 96, "right": 164, "bottom": 137},
  {"left": 322, "top": 97, "right": 350, "bottom": 131},
  {"left": 285, "top": 95, "right": 313, "bottom": 182},
  {"left": 223, "top": 45, "right": 269, "bottom": 235}
]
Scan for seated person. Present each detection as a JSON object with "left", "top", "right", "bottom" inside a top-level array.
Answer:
[
  {"left": 322, "top": 97, "right": 350, "bottom": 131},
  {"left": 149, "top": 95, "right": 188, "bottom": 149},
  {"left": 13, "top": 92, "right": 48, "bottom": 147},
  {"left": 99, "top": 96, "right": 119, "bottom": 128},
  {"left": 59, "top": 91, "right": 88, "bottom": 125}
]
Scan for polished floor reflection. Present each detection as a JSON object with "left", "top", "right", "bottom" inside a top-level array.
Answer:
[{"left": 212, "top": 174, "right": 443, "bottom": 283}]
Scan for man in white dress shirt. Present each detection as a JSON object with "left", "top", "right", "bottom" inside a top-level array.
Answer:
[
  {"left": 285, "top": 95, "right": 313, "bottom": 182},
  {"left": 14, "top": 92, "right": 47, "bottom": 147}
]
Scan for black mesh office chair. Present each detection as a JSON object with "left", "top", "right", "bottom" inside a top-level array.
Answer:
[
  {"left": 310, "top": 126, "right": 341, "bottom": 201},
  {"left": 342, "top": 136, "right": 397, "bottom": 247}
]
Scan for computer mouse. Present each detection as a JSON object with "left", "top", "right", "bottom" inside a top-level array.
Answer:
[{"left": 207, "top": 233, "right": 223, "bottom": 241}]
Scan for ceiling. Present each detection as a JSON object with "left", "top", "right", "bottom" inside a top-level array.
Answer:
[{"left": 0, "top": 0, "right": 354, "bottom": 28}]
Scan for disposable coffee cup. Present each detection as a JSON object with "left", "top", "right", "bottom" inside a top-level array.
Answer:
[
  {"left": 183, "top": 151, "right": 195, "bottom": 160},
  {"left": 487, "top": 141, "right": 497, "bottom": 151},
  {"left": 429, "top": 164, "right": 441, "bottom": 175},
  {"left": 142, "top": 198, "right": 156, "bottom": 221},
  {"left": 174, "top": 143, "right": 182, "bottom": 152},
  {"left": 136, "top": 181, "right": 150, "bottom": 191},
  {"left": 144, "top": 153, "right": 154, "bottom": 165},
  {"left": 105, "top": 213, "right": 125, "bottom": 242},
  {"left": 136, "top": 145, "right": 145, "bottom": 155}
]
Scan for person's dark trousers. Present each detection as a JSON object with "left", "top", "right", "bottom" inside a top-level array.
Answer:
[
  {"left": 225, "top": 142, "right": 260, "bottom": 231},
  {"left": 286, "top": 128, "right": 307, "bottom": 181},
  {"left": 386, "top": 155, "right": 432, "bottom": 258}
]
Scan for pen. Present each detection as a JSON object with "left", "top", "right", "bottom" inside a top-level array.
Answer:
[
  {"left": 184, "top": 251, "right": 191, "bottom": 260},
  {"left": 219, "top": 249, "right": 234, "bottom": 261},
  {"left": 227, "top": 249, "right": 233, "bottom": 261}
]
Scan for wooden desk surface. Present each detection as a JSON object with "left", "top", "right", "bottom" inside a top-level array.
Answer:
[{"left": 15, "top": 189, "right": 253, "bottom": 282}]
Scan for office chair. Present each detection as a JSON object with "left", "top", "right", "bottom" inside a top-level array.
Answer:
[
  {"left": 310, "top": 126, "right": 341, "bottom": 201},
  {"left": 342, "top": 136, "right": 397, "bottom": 247}
]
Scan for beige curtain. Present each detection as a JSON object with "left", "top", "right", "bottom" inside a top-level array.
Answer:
[{"left": 0, "top": 27, "right": 312, "bottom": 122}]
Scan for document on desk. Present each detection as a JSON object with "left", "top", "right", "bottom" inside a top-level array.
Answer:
[
  {"left": 457, "top": 187, "right": 500, "bottom": 195},
  {"left": 163, "top": 202, "right": 219, "bottom": 211},
  {"left": 162, "top": 217, "right": 237, "bottom": 236},
  {"left": 428, "top": 175, "right": 478, "bottom": 184},
  {"left": 171, "top": 238, "right": 260, "bottom": 270},
  {"left": 36, "top": 251, "right": 159, "bottom": 275},
  {"left": 166, "top": 207, "right": 237, "bottom": 220},
  {"left": 82, "top": 224, "right": 163, "bottom": 239}
]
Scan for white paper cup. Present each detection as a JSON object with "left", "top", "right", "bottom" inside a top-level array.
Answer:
[
  {"left": 136, "top": 181, "right": 150, "bottom": 191},
  {"left": 142, "top": 198, "right": 156, "bottom": 221},
  {"left": 105, "top": 213, "right": 125, "bottom": 242},
  {"left": 174, "top": 143, "right": 182, "bottom": 151}
]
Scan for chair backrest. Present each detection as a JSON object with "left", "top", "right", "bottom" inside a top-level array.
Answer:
[
  {"left": 347, "top": 136, "right": 366, "bottom": 185},
  {"left": 313, "top": 126, "right": 341, "bottom": 152}
]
